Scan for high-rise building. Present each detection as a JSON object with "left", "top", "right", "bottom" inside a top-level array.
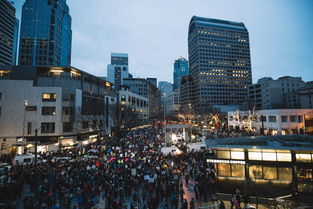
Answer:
[
  {"left": 18, "top": 0, "right": 72, "bottom": 66},
  {"left": 0, "top": 0, "right": 17, "bottom": 65},
  {"left": 147, "top": 78, "right": 157, "bottom": 87},
  {"left": 159, "top": 81, "right": 173, "bottom": 97},
  {"left": 188, "top": 16, "right": 252, "bottom": 112},
  {"left": 173, "top": 57, "right": 189, "bottom": 91},
  {"left": 12, "top": 18, "right": 19, "bottom": 65},
  {"left": 107, "top": 53, "right": 129, "bottom": 89}
]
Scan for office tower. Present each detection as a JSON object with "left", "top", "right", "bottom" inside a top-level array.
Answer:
[
  {"left": 12, "top": 18, "right": 19, "bottom": 65},
  {"left": 107, "top": 53, "right": 129, "bottom": 89},
  {"left": 159, "top": 81, "right": 173, "bottom": 97},
  {"left": 188, "top": 16, "right": 252, "bottom": 112},
  {"left": 147, "top": 78, "right": 157, "bottom": 87},
  {"left": 0, "top": 0, "right": 16, "bottom": 65},
  {"left": 249, "top": 76, "right": 305, "bottom": 110},
  {"left": 173, "top": 57, "right": 189, "bottom": 91},
  {"left": 19, "top": 0, "right": 72, "bottom": 66}
]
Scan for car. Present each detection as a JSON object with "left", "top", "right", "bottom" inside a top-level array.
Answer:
[{"left": 13, "top": 154, "right": 46, "bottom": 165}]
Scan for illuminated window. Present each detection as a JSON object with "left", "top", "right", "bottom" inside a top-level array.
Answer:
[
  {"left": 217, "top": 163, "right": 230, "bottom": 176},
  {"left": 42, "top": 93, "right": 57, "bottom": 102},
  {"left": 297, "top": 168, "right": 313, "bottom": 179},
  {"left": 278, "top": 167, "right": 292, "bottom": 181},
  {"left": 263, "top": 167, "right": 277, "bottom": 180},
  {"left": 217, "top": 150, "right": 230, "bottom": 159},
  {"left": 277, "top": 152, "right": 291, "bottom": 162},
  {"left": 248, "top": 152, "right": 262, "bottom": 160},
  {"left": 296, "top": 154, "right": 312, "bottom": 163},
  {"left": 231, "top": 151, "right": 245, "bottom": 160},
  {"left": 249, "top": 165, "right": 262, "bottom": 179},
  {"left": 262, "top": 152, "right": 277, "bottom": 161},
  {"left": 231, "top": 164, "right": 245, "bottom": 177}
]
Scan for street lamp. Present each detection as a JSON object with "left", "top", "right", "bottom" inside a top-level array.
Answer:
[{"left": 23, "top": 100, "right": 28, "bottom": 154}]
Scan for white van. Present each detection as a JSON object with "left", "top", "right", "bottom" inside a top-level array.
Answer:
[{"left": 13, "top": 154, "right": 46, "bottom": 165}]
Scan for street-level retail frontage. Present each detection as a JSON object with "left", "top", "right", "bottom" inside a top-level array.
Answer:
[{"left": 205, "top": 135, "right": 313, "bottom": 193}]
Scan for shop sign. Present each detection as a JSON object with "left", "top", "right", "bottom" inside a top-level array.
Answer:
[{"left": 207, "top": 159, "right": 246, "bottom": 165}]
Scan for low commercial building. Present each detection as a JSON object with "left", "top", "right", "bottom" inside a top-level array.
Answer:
[
  {"left": 228, "top": 109, "right": 313, "bottom": 135},
  {"left": 205, "top": 135, "right": 313, "bottom": 193},
  {"left": 0, "top": 66, "right": 116, "bottom": 154}
]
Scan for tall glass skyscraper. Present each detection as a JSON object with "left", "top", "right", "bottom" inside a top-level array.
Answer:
[
  {"left": 0, "top": 0, "right": 17, "bottom": 65},
  {"left": 188, "top": 16, "right": 252, "bottom": 111},
  {"left": 173, "top": 57, "right": 189, "bottom": 91},
  {"left": 19, "top": 0, "right": 72, "bottom": 66}
]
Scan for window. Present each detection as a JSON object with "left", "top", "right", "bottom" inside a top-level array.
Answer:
[
  {"left": 296, "top": 154, "right": 312, "bottom": 163},
  {"left": 262, "top": 151, "right": 277, "bottom": 161},
  {"left": 281, "top": 116, "right": 288, "bottom": 123},
  {"left": 263, "top": 167, "right": 277, "bottom": 180},
  {"left": 217, "top": 150, "right": 230, "bottom": 159},
  {"left": 42, "top": 93, "right": 57, "bottom": 102},
  {"left": 0, "top": 92, "right": 2, "bottom": 100},
  {"left": 277, "top": 152, "right": 291, "bottom": 162},
  {"left": 218, "top": 163, "right": 230, "bottom": 176},
  {"left": 42, "top": 106, "right": 56, "bottom": 115},
  {"left": 298, "top": 115, "right": 303, "bottom": 123},
  {"left": 278, "top": 167, "right": 292, "bottom": 181},
  {"left": 63, "top": 122, "right": 73, "bottom": 133},
  {"left": 290, "top": 115, "right": 296, "bottom": 123},
  {"left": 231, "top": 151, "right": 245, "bottom": 160},
  {"left": 260, "top": 116, "right": 267, "bottom": 122},
  {"left": 82, "top": 121, "right": 89, "bottom": 129},
  {"left": 231, "top": 164, "right": 245, "bottom": 177},
  {"left": 41, "top": 123, "right": 55, "bottom": 133},
  {"left": 248, "top": 151, "right": 262, "bottom": 160},
  {"left": 70, "top": 94, "right": 75, "bottom": 101},
  {"left": 249, "top": 165, "right": 262, "bottom": 179},
  {"left": 297, "top": 168, "right": 313, "bottom": 180},
  {"left": 27, "top": 122, "right": 32, "bottom": 134},
  {"left": 268, "top": 116, "right": 276, "bottom": 123}
]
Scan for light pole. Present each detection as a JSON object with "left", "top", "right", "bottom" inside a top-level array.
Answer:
[
  {"left": 34, "top": 128, "right": 38, "bottom": 169},
  {"left": 23, "top": 100, "right": 28, "bottom": 154}
]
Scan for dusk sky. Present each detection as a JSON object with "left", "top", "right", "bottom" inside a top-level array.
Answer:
[{"left": 13, "top": 0, "right": 313, "bottom": 83}]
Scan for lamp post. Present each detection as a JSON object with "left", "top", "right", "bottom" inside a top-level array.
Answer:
[
  {"left": 34, "top": 128, "right": 38, "bottom": 169},
  {"left": 23, "top": 100, "right": 28, "bottom": 154}
]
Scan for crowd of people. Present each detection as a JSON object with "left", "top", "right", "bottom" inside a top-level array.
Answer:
[{"left": 0, "top": 126, "right": 222, "bottom": 209}]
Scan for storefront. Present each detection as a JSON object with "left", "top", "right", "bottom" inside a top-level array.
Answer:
[{"left": 205, "top": 135, "right": 313, "bottom": 193}]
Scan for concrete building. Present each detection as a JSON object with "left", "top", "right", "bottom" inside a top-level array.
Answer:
[
  {"left": 298, "top": 81, "right": 313, "bottom": 109},
  {"left": 18, "top": 0, "right": 72, "bottom": 66},
  {"left": 173, "top": 57, "right": 189, "bottom": 91},
  {"left": 0, "top": 0, "right": 17, "bottom": 65},
  {"left": 228, "top": 109, "right": 313, "bottom": 135},
  {"left": 188, "top": 16, "right": 252, "bottom": 112},
  {"left": 179, "top": 75, "right": 195, "bottom": 114},
  {"left": 0, "top": 66, "right": 116, "bottom": 154},
  {"left": 146, "top": 78, "right": 157, "bottom": 87},
  {"left": 107, "top": 53, "right": 129, "bottom": 89},
  {"left": 118, "top": 87, "right": 149, "bottom": 123},
  {"left": 249, "top": 76, "right": 306, "bottom": 110},
  {"left": 123, "top": 78, "right": 159, "bottom": 119}
]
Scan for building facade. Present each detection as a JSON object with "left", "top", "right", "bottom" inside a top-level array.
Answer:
[
  {"left": 0, "top": 66, "right": 116, "bottom": 154},
  {"left": 228, "top": 109, "right": 313, "bottom": 135},
  {"left": 179, "top": 75, "right": 195, "bottom": 114},
  {"left": 0, "top": 0, "right": 17, "bottom": 65},
  {"left": 123, "top": 78, "right": 159, "bottom": 119},
  {"left": 173, "top": 57, "right": 189, "bottom": 91},
  {"left": 298, "top": 81, "right": 313, "bottom": 109},
  {"left": 188, "top": 16, "right": 252, "bottom": 112},
  {"left": 18, "top": 0, "right": 72, "bottom": 66},
  {"left": 107, "top": 53, "right": 129, "bottom": 89},
  {"left": 249, "top": 76, "right": 305, "bottom": 110}
]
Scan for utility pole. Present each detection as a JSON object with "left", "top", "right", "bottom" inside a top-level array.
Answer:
[{"left": 34, "top": 128, "right": 38, "bottom": 169}]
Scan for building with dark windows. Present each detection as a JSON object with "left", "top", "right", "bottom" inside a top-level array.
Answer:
[
  {"left": 0, "top": 66, "right": 116, "bottom": 154},
  {"left": 205, "top": 135, "right": 313, "bottom": 193},
  {"left": 18, "top": 0, "right": 72, "bottom": 66},
  {"left": 173, "top": 57, "right": 189, "bottom": 91},
  {"left": 188, "top": 16, "right": 252, "bottom": 112},
  {"left": 179, "top": 75, "right": 195, "bottom": 114},
  {"left": 123, "top": 78, "right": 159, "bottom": 119},
  {"left": 147, "top": 78, "right": 157, "bottom": 87},
  {"left": 107, "top": 53, "right": 130, "bottom": 89},
  {"left": 0, "top": 0, "right": 17, "bottom": 65}
]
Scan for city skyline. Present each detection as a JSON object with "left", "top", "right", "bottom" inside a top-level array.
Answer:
[{"left": 12, "top": 0, "right": 313, "bottom": 83}]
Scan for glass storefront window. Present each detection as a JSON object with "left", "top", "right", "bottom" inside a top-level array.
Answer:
[
  {"left": 262, "top": 152, "right": 277, "bottom": 161},
  {"left": 297, "top": 168, "right": 313, "bottom": 179},
  {"left": 296, "top": 154, "right": 312, "bottom": 163},
  {"left": 217, "top": 151, "right": 230, "bottom": 159},
  {"left": 278, "top": 167, "right": 292, "bottom": 181},
  {"left": 248, "top": 152, "right": 262, "bottom": 160},
  {"left": 218, "top": 163, "right": 230, "bottom": 176},
  {"left": 231, "top": 164, "right": 245, "bottom": 177},
  {"left": 263, "top": 167, "right": 277, "bottom": 180},
  {"left": 231, "top": 151, "right": 245, "bottom": 160},
  {"left": 277, "top": 153, "right": 291, "bottom": 162},
  {"left": 249, "top": 165, "right": 262, "bottom": 179}
]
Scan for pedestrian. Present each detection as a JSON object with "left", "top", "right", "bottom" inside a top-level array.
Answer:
[
  {"left": 219, "top": 200, "right": 226, "bottom": 209},
  {"left": 230, "top": 194, "right": 236, "bottom": 209},
  {"left": 190, "top": 198, "right": 195, "bottom": 209}
]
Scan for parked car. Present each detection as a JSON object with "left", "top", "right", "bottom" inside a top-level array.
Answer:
[{"left": 13, "top": 154, "right": 46, "bottom": 165}]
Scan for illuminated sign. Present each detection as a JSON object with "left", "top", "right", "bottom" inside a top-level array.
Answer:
[{"left": 207, "top": 159, "right": 246, "bottom": 165}]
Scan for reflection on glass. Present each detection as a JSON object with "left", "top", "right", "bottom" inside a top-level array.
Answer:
[
  {"left": 277, "top": 153, "right": 291, "bottom": 162},
  {"left": 218, "top": 163, "right": 230, "bottom": 176},
  {"left": 217, "top": 151, "right": 230, "bottom": 159},
  {"left": 248, "top": 152, "right": 262, "bottom": 160},
  {"left": 297, "top": 168, "right": 313, "bottom": 179},
  {"left": 296, "top": 154, "right": 312, "bottom": 163},
  {"left": 249, "top": 165, "right": 263, "bottom": 179},
  {"left": 231, "top": 164, "right": 245, "bottom": 177},
  {"left": 263, "top": 167, "right": 277, "bottom": 180},
  {"left": 278, "top": 167, "right": 292, "bottom": 180},
  {"left": 231, "top": 151, "right": 245, "bottom": 160},
  {"left": 262, "top": 152, "right": 277, "bottom": 161}
]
